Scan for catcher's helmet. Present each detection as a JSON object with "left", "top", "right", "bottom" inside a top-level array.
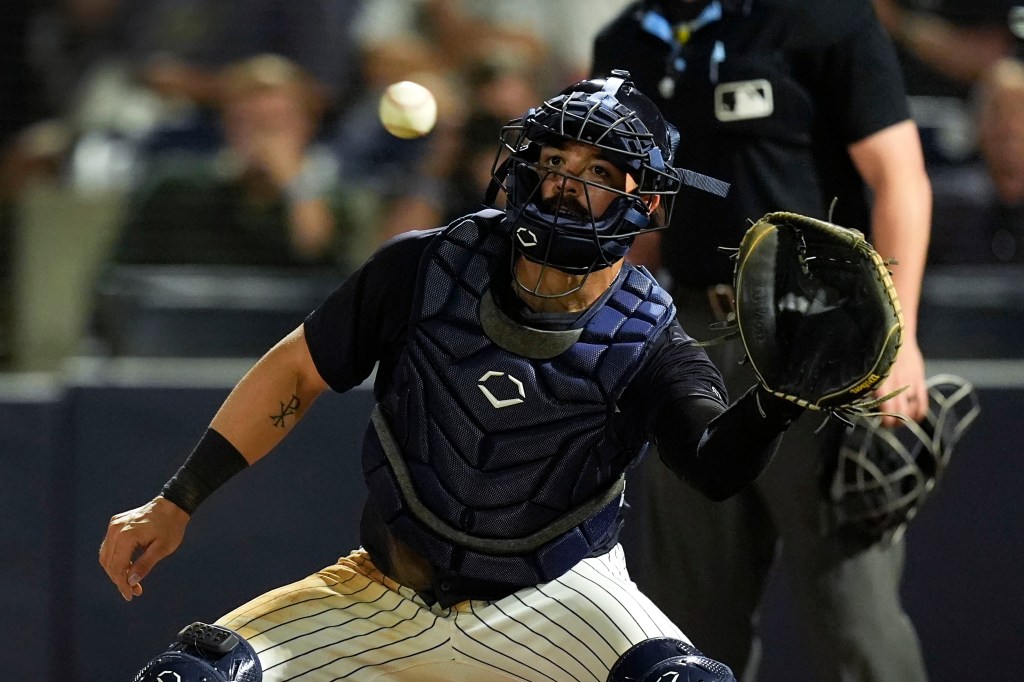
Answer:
[
  {"left": 134, "top": 622, "right": 261, "bottom": 682},
  {"left": 490, "top": 70, "right": 684, "bottom": 280},
  {"left": 826, "top": 374, "right": 981, "bottom": 545},
  {"left": 607, "top": 637, "right": 737, "bottom": 682}
]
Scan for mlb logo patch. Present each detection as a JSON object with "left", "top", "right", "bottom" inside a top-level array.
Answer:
[{"left": 714, "top": 79, "right": 774, "bottom": 122}]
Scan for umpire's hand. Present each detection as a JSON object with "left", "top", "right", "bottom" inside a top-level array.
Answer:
[{"left": 99, "top": 497, "right": 189, "bottom": 601}]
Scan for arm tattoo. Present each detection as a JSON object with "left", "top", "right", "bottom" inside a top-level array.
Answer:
[{"left": 270, "top": 394, "right": 301, "bottom": 428}]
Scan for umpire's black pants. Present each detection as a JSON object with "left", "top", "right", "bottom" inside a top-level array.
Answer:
[{"left": 620, "top": 284, "right": 928, "bottom": 682}]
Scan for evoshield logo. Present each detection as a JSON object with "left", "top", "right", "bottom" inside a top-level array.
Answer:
[
  {"left": 516, "top": 227, "right": 539, "bottom": 248},
  {"left": 478, "top": 371, "right": 525, "bottom": 408}
]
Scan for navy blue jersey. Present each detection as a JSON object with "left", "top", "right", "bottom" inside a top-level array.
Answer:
[
  {"left": 304, "top": 227, "right": 727, "bottom": 436},
  {"left": 299, "top": 217, "right": 810, "bottom": 605}
]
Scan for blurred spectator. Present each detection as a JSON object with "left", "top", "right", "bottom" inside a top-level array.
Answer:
[
  {"left": 108, "top": 55, "right": 368, "bottom": 270},
  {"left": 121, "top": 0, "right": 365, "bottom": 166},
  {"left": 874, "top": 0, "right": 1018, "bottom": 165},
  {"left": 126, "top": 0, "right": 363, "bottom": 111},
  {"left": 351, "top": 1, "right": 639, "bottom": 86},
  {"left": 978, "top": 59, "right": 1024, "bottom": 210},
  {"left": 2, "top": 0, "right": 135, "bottom": 194},
  {"left": 378, "top": 58, "right": 543, "bottom": 234},
  {"left": 6, "top": 0, "right": 364, "bottom": 193},
  {"left": 875, "top": 0, "right": 1017, "bottom": 91},
  {"left": 931, "top": 57, "right": 1024, "bottom": 262},
  {"left": 328, "top": 69, "right": 462, "bottom": 247},
  {"left": 439, "top": 60, "right": 543, "bottom": 221},
  {"left": 340, "top": 0, "right": 589, "bottom": 248},
  {"left": 440, "top": 111, "right": 506, "bottom": 219},
  {"left": 0, "top": 0, "right": 47, "bottom": 368},
  {"left": 27, "top": 0, "right": 129, "bottom": 121},
  {"left": 1012, "top": 4, "right": 1024, "bottom": 54},
  {"left": 352, "top": 1, "right": 551, "bottom": 86}
]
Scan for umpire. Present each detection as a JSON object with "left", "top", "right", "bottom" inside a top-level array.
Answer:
[{"left": 593, "top": 1, "right": 933, "bottom": 680}]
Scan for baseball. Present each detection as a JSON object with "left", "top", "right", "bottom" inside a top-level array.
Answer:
[{"left": 379, "top": 80, "right": 438, "bottom": 139}]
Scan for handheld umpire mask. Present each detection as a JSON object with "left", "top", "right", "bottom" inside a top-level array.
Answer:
[{"left": 826, "top": 374, "right": 981, "bottom": 545}]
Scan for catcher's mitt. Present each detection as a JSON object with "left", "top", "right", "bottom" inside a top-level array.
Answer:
[{"left": 732, "top": 211, "right": 904, "bottom": 416}]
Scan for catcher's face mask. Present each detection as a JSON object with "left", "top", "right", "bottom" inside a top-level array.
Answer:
[
  {"left": 490, "top": 72, "right": 684, "bottom": 285},
  {"left": 826, "top": 374, "right": 981, "bottom": 545}
]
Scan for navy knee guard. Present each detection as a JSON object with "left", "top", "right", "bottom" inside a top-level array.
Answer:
[
  {"left": 607, "top": 637, "right": 736, "bottom": 682},
  {"left": 133, "top": 622, "right": 261, "bottom": 682}
]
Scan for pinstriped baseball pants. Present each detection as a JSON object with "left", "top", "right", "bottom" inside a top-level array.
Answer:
[{"left": 216, "top": 544, "right": 685, "bottom": 681}]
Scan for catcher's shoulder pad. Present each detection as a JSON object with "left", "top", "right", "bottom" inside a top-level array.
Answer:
[{"left": 733, "top": 211, "right": 904, "bottom": 412}]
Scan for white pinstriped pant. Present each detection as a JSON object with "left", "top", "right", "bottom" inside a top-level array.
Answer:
[{"left": 216, "top": 544, "right": 686, "bottom": 681}]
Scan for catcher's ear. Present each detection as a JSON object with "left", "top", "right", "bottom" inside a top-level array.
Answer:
[{"left": 626, "top": 172, "right": 661, "bottom": 214}]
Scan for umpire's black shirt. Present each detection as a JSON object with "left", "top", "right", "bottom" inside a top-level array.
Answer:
[{"left": 593, "top": 0, "right": 911, "bottom": 288}]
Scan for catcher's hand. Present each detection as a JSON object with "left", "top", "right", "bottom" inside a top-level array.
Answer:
[{"left": 733, "top": 211, "right": 905, "bottom": 417}]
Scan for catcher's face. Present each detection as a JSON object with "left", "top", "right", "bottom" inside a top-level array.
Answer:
[{"left": 536, "top": 141, "right": 658, "bottom": 219}]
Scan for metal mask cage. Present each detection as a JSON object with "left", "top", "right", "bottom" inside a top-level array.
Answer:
[
  {"left": 827, "top": 374, "right": 981, "bottom": 544},
  {"left": 491, "top": 118, "right": 679, "bottom": 234},
  {"left": 497, "top": 87, "right": 684, "bottom": 195},
  {"left": 492, "top": 129, "right": 672, "bottom": 295},
  {"left": 483, "top": 72, "right": 697, "bottom": 293}
]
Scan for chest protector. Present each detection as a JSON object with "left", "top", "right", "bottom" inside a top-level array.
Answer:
[{"left": 362, "top": 211, "right": 675, "bottom": 587}]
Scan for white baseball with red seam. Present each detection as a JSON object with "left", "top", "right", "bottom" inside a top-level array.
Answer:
[{"left": 378, "top": 81, "right": 438, "bottom": 139}]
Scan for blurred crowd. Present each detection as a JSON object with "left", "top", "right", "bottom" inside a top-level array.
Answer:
[
  {"left": 1, "top": 0, "right": 1022, "bottom": 369},
  {"left": 875, "top": 0, "right": 1024, "bottom": 264}
]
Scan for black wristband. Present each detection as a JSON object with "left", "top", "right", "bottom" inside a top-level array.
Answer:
[{"left": 160, "top": 428, "right": 249, "bottom": 515}]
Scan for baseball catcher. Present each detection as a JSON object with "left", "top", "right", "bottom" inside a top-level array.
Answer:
[{"left": 101, "top": 72, "right": 796, "bottom": 681}]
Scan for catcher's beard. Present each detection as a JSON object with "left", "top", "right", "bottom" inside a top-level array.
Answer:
[
  {"left": 512, "top": 195, "right": 601, "bottom": 301},
  {"left": 536, "top": 194, "right": 592, "bottom": 222}
]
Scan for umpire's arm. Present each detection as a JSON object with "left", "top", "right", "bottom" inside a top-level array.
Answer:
[{"left": 849, "top": 119, "right": 932, "bottom": 426}]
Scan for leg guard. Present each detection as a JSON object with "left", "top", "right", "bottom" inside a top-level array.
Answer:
[
  {"left": 607, "top": 637, "right": 736, "bottom": 682},
  {"left": 133, "top": 622, "right": 262, "bottom": 682}
]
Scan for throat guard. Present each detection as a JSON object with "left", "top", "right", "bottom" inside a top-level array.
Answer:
[{"left": 362, "top": 212, "right": 675, "bottom": 588}]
